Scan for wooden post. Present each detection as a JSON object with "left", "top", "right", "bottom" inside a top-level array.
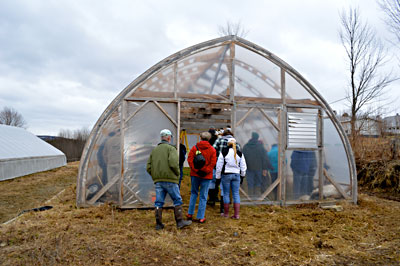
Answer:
[
  {"left": 173, "top": 62, "right": 178, "bottom": 99},
  {"left": 279, "top": 68, "right": 286, "bottom": 204},
  {"left": 176, "top": 101, "right": 181, "bottom": 153},
  {"left": 119, "top": 101, "right": 126, "bottom": 207},
  {"left": 318, "top": 109, "right": 324, "bottom": 200},
  {"left": 229, "top": 43, "right": 236, "bottom": 131}
]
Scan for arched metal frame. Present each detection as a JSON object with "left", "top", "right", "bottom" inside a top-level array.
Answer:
[{"left": 77, "top": 35, "right": 357, "bottom": 207}]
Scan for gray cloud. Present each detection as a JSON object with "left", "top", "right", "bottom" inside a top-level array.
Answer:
[{"left": 0, "top": 0, "right": 398, "bottom": 135}]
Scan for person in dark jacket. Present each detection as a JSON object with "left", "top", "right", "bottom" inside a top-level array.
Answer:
[
  {"left": 242, "top": 132, "right": 273, "bottom": 198},
  {"left": 207, "top": 127, "right": 219, "bottom": 206},
  {"left": 179, "top": 143, "right": 186, "bottom": 188},
  {"left": 290, "top": 150, "right": 317, "bottom": 198},
  {"left": 146, "top": 129, "right": 192, "bottom": 230},
  {"left": 187, "top": 132, "right": 217, "bottom": 223}
]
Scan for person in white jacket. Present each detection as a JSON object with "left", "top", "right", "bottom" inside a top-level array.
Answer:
[{"left": 215, "top": 138, "right": 247, "bottom": 219}]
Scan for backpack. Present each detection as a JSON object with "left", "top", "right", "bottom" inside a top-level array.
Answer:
[{"left": 193, "top": 145, "right": 206, "bottom": 169}]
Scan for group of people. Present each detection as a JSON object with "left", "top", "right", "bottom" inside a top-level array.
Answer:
[
  {"left": 146, "top": 127, "right": 316, "bottom": 230},
  {"left": 146, "top": 127, "right": 248, "bottom": 230}
]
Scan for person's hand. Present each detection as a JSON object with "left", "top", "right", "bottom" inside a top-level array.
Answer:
[{"left": 262, "top": 170, "right": 267, "bottom": 176}]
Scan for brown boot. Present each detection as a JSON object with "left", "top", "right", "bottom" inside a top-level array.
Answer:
[
  {"left": 222, "top": 203, "right": 230, "bottom": 218},
  {"left": 155, "top": 207, "right": 165, "bottom": 230},
  {"left": 174, "top": 205, "right": 192, "bottom": 229},
  {"left": 231, "top": 203, "right": 240, "bottom": 219}
]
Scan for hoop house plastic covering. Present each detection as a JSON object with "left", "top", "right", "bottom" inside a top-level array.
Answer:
[
  {"left": 77, "top": 36, "right": 357, "bottom": 208},
  {"left": 0, "top": 125, "right": 66, "bottom": 181}
]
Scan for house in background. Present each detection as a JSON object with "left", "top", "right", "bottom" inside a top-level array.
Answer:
[
  {"left": 338, "top": 113, "right": 382, "bottom": 137},
  {"left": 383, "top": 114, "right": 400, "bottom": 135}
]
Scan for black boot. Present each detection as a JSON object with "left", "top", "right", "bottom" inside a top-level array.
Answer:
[
  {"left": 220, "top": 196, "right": 224, "bottom": 214},
  {"left": 155, "top": 207, "right": 165, "bottom": 230},
  {"left": 207, "top": 189, "right": 216, "bottom": 207},
  {"left": 174, "top": 205, "right": 192, "bottom": 229}
]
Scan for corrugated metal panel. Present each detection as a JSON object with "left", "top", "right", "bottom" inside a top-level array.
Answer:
[{"left": 287, "top": 112, "right": 318, "bottom": 149}]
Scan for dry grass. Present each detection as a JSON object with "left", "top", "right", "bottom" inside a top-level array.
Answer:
[
  {"left": 352, "top": 136, "right": 397, "bottom": 162},
  {"left": 0, "top": 162, "right": 78, "bottom": 223},
  {"left": 1, "top": 163, "right": 400, "bottom": 265}
]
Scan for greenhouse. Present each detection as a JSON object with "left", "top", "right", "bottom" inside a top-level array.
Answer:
[
  {"left": 0, "top": 125, "right": 66, "bottom": 181},
  {"left": 77, "top": 35, "right": 357, "bottom": 208}
]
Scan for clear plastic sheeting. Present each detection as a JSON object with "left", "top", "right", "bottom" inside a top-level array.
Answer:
[
  {"left": 0, "top": 125, "right": 66, "bottom": 181},
  {"left": 285, "top": 150, "right": 319, "bottom": 201},
  {"left": 129, "top": 64, "right": 175, "bottom": 98},
  {"left": 323, "top": 118, "right": 351, "bottom": 186},
  {"left": 122, "top": 101, "right": 177, "bottom": 207},
  {"left": 177, "top": 45, "right": 230, "bottom": 98},
  {"left": 235, "top": 107, "right": 279, "bottom": 203},
  {"left": 285, "top": 72, "right": 315, "bottom": 101},
  {"left": 235, "top": 45, "right": 281, "bottom": 98},
  {"left": 79, "top": 108, "right": 121, "bottom": 205},
  {"left": 77, "top": 36, "right": 356, "bottom": 208}
]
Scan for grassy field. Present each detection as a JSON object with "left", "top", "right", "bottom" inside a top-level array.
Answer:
[{"left": 0, "top": 163, "right": 400, "bottom": 265}]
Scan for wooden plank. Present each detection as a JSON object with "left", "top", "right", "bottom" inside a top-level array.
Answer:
[
  {"left": 176, "top": 100, "right": 180, "bottom": 155},
  {"left": 125, "top": 100, "right": 149, "bottom": 124},
  {"left": 181, "top": 122, "right": 230, "bottom": 129},
  {"left": 88, "top": 174, "right": 120, "bottom": 205},
  {"left": 180, "top": 114, "right": 231, "bottom": 121},
  {"left": 258, "top": 108, "right": 280, "bottom": 132},
  {"left": 236, "top": 107, "right": 255, "bottom": 126},
  {"left": 318, "top": 110, "right": 324, "bottom": 200},
  {"left": 323, "top": 169, "right": 351, "bottom": 200},
  {"left": 173, "top": 62, "right": 178, "bottom": 99},
  {"left": 239, "top": 187, "right": 252, "bottom": 201},
  {"left": 120, "top": 100, "right": 127, "bottom": 207},
  {"left": 153, "top": 101, "right": 177, "bottom": 127},
  {"left": 229, "top": 42, "right": 235, "bottom": 102},
  {"left": 258, "top": 175, "right": 281, "bottom": 201}
]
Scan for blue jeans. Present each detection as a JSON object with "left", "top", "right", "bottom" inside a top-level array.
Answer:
[
  {"left": 154, "top": 182, "right": 183, "bottom": 208},
  {"left": 293, "top": 171, "right": 313, "bottom": 197},
  {"left": 188, "top": 176, "right": 211, "bottom": 219},
  {"left": 221, "top": 173, "right": 241, "bottom": 204},
  {"left": 209, "top": 169, "right": 216, "bottom": 189},
  {"left": 246, "top": 170, "right": 262, "bottom": 190}
]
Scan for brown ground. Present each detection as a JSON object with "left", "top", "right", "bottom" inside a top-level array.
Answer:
[{"left": 1, "top": 163, "right": 400, "bottom": 265}]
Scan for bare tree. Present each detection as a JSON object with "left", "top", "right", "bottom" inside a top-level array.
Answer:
[
  {"left": 53, "top": 127, "right": 91, "bottom": 161},
  {"left": 339, "top": 7, "right": 395, "bottom": 141},
  {"left": 0, "top": 106, "right": 27, "bottom": 128},
  {"left": 379, "top": 0, "right": 400, "bottom": 43},
  {"left": 218, "top": 20, "right": 249, "bottom": 38}
]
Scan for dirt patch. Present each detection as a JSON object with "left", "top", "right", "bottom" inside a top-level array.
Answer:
[{"left": 1, "top": 163, "right": 400, "bottom": 265}]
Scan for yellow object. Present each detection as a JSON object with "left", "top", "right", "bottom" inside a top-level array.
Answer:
[{"left": 180, "top": 129, "right": 189, "bottom": 152}]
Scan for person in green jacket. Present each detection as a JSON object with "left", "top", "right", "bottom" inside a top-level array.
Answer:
[{"left": 146, "top": 129, "right": 192, "bottom": 230}]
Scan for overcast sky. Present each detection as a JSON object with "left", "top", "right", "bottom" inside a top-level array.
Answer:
[{"left": 0, "top": 0, "right": 399, "bottom": 135}]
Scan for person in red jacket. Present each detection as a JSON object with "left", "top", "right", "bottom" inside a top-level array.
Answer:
[{"left": 186, "top": 131, "right": 217, "bottom": 223}]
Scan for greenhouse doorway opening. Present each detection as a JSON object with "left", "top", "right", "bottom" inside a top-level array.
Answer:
[
  {"left": 121, "top": 99, "right": 178, "bottom": 207},
  {"left": 180, "top": 99, "right": 282, "bottom": 205}
]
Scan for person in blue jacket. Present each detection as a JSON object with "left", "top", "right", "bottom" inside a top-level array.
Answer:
[
  {"left": 267, "top": 144, "right": 279, "bottom": 183},
  {"left": 290, "top": 150, "right": 317, "bottom": 198}
]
